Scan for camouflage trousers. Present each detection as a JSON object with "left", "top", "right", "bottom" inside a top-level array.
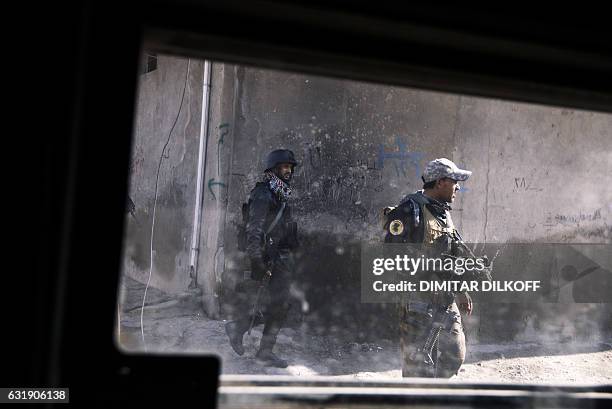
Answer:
[{"left": 399, "top": 301, "right": 465, "bottom": 378}]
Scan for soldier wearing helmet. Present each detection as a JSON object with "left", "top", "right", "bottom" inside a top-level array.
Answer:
[{"left": 225, "top": 149, "right": 299, "bottom": 368}]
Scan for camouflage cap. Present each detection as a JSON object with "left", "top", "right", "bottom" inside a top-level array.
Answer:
[{"left": 422, "top": 158, "right": 472, "bottom": 183}]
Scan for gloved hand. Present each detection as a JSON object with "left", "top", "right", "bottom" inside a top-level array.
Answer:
[{"left": 250, "top": 258, "right": 268, "bottom": 281}]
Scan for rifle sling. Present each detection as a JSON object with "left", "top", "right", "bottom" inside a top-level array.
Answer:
[{"left": 266, "top": 202, "right": 286, "bottom": 236}]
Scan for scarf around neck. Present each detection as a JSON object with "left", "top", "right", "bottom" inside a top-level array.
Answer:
[
  {"left": 264, "top": 171, "right": 292, "bottom": 202},
  {"left": 420, "top": 191, "right": 452, "bottom": 225}
]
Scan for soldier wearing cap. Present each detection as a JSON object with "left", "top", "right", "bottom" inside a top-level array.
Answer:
[
  {"left": 225, "top": 149, "right": 299, "bottom": 368},
  {"left": 383, "top": 158, "right": 477, "bottom": 378}
]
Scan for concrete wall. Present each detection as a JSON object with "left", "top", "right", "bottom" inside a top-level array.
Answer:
[
  {"left": 215, "top": 65, "right": 612, "bottom": 342},
  {"left": 218, "top": 67, "right": 611, "bottom": 246},
  {"left": 123, "top": 56, "right": 612, "bottom": 341},
  {"left": 122, "top": 56, "right": 204, "bottom": 294},
  {"left": 195, "top": 64, "right": 241, "bottom": 318}
]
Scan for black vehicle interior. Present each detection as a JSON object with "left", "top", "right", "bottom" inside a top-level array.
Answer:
[{"left": 13, "top": 1, "right": 612, "bottom": 407}]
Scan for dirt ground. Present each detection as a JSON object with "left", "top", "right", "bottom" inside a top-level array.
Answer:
[{"left": 117, "top": 291, "right": 612, "bottom": 384}]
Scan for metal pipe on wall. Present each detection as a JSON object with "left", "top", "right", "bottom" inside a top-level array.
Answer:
[{"left": 189, "top": 60, "right": 212, "bottom": 287}]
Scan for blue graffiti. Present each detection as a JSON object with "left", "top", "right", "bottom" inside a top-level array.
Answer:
[
  {"left": 377, "top": 137, "right": 424, "bottom": 179},
  {"left": 376, "top": 137, "right": 470, "bottom": 194}
]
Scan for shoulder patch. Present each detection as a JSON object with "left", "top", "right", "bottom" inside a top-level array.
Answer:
[{"left": 389, "top": 219, "right": 404, "bottom": 235}]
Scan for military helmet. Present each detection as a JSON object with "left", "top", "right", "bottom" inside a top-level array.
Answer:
[{"left": 265, "top": 149, "right": 298, "bottom": 171}]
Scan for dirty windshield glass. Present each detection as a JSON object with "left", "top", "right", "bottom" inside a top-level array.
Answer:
[{"left": 116, "top": 54, "right": 612, "bottom": 383}]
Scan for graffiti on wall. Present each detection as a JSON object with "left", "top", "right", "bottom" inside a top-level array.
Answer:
[
  {"left": 513, "top": 176, "right": 543, "bottom": 192},
  {"left": 376, "top": 136, "right": 424, "bottom": 179},
  {"left": 208, "top": 178, "right": 227, "bottom": 201}
]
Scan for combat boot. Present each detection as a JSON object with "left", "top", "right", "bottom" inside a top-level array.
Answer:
[
  {"left": 225, "top": 320, "right": 248, "bottom": 356},
  {"left": 256, "top": 335, "right": 288, "bottom": 368},
  {"left": 255, "top": 348, "right": 288, "bottom": 368}
]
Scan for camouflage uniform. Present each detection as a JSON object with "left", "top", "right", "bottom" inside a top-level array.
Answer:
[{"left": 384, "top": 158, "right": 475, "bottom": 378}]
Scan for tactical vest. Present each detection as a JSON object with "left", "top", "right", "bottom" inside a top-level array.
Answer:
[
  {"left": 398, "top": 192, "right": 458, "bottom": 245},
  {"left": 391, "top": 192, "right": 460, "bottom": 308},
  {"left": 422, "top": 206, "right": 458, "bottom": 245}
]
